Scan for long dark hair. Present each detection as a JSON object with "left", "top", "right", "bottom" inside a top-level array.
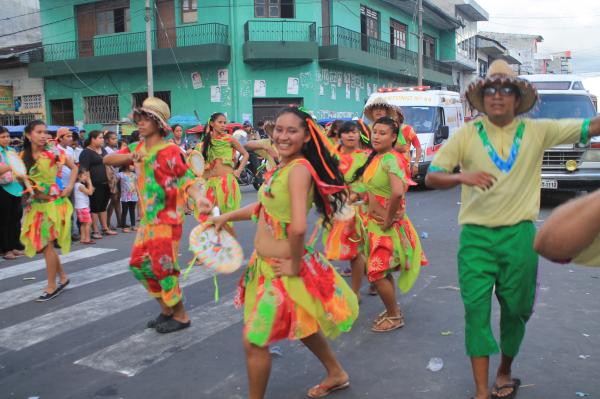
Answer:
[
  {"left": 202, "top": 112, "right": 225, "bottom": 161},
  {"left": 22, "top": 119, "right": 47, "bottom": 172},
  {"left": 276, "top": 107, "right": 346, "bottom": 226},
  {"left": 352, "top": 117, "right": 399, "bottom": 182},
  {"left": 327, "top": 119, "right": 344, "bottom": 138},
  {"left": 84, "top": 130, "right": 103, "bottom": 148}
]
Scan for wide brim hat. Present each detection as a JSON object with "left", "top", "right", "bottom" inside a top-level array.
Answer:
[
  {"left": 466, "top": 60, "right": 538, "bottom": 115},
  {"left": 132, "top": 97, "right": 171, "bottom": 132},
  {"left": 364, "top": 96, "right": 400, "bottom": 122}
]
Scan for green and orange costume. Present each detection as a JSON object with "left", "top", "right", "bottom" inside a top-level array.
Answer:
[
  {"left": 322, "top": 149, "right": 369, "bottom": 261},
  {"left": 21, "top": 146, "right": 72, "bottom": 257},
  {"left": 360, "top": 151, "right": 427, "bottom": 293},
  {"left": 195, "top": 134, "right": 241, "bottom": 218},
  {"left": 235, "top": 158, "right": 359, "bottom": 347},
  {"left": 118, "top": 142, "right": 195, "bottom": 307}
]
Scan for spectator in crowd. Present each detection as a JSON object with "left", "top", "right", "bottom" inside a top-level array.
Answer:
[
  {"left": 72, "top": 132, "right": 83, "bottom": 164},
  {"left": 56, "top": 128, "right": 80, "bottom": 241},
  {"left": 79, "top": 130, "right": 117, "bottom": 240},
  {"left": 0, "top": 126, "right": 25, "bottom": 260},
  {"left": 74, "top": 169, "right": 95, "bottom": 244},
  {"left": 104, "top": 131, "right": 122, "bottom": 229},
  {"left": 118, "top": 163, "right": 138, "bottom": 233},
  {"left": 169, "top": 124, "right": 189, "bottom": 153}
]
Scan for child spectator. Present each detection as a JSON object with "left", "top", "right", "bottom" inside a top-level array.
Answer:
[
  {"left": 118, "top": 163, "right": 138, "bottom": 232},
  {"left": 74, "top": 170, "right": 95, "bottom": 244}
]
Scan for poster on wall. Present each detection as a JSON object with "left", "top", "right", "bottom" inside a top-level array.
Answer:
[
  {"left": 210, "top": 85, "right": 222, "bottom": 103},
  {"left": 287, "top": 77, "right": 300, "bottom": 95},
  {"left": 355, "top": 87, "right": 360, "bottom": 102},
  {"left": 331, "top": 86, "right": 336, "bottom": 100},
  {"left": 254, "top": 80, "right": 266, "bottom": 97},
  {"left": 320, "top": 85, "right": 325, "bottom": 96},
  {"left": 218, "top": 69, "right": 229, "bottom": 86},
  {"left": 345, "top": 84, "right": 351, "bottom": 99},
  {"left": 0, "top": 85, "right": 14, "bottom": 111},
  {"left": 191, "top": 72, "right": 203, "bottom": 89}
]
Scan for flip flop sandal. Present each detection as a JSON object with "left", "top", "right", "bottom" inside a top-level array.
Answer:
[
  {"left": 80, "top": 240, "right": 96, "bottom": 245},
  {"left": 155, "top": 318, "right": 191, "bottom": 334},
  {"left": 147, "top": 313, "right": 173, "bottom": 328},
  {"left": 3, "top": 253, "right": 17, "bottom": 260},
  {"left": 371, "top": 316, "right": 404, "bottom": 332},
  {"left": 307, "top": 381, "right": 350, "bottom": 398},
  {"left": 374, "top": 306, "right": 403, "bottom": 323},
  {"left": 103, "top": 229, "right": 118, "bottom": 236},
  {"left": 340, "top": 269, "right": 352, "bottom": 277},
  {"left": 92, "top": 233, "right": 103, "bottom": 240},
  {"left": 491, "top": 378, "right": 521, "bottom": 399}
]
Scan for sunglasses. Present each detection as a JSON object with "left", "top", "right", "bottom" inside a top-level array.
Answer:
[{"left": 483, "top": 86, "right": 518, "bottom": 97}]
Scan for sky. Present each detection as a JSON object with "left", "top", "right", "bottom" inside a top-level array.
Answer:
[{"left": 475, "top": 0, "right": 600, "bottom": 96}]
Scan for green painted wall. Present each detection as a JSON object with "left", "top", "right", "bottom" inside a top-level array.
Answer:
[{"left": 39, "top": 0, "right": 456, "bottom": 130}]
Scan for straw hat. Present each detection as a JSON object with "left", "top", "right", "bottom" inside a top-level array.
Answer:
[
  {"left": 364, "top": 97, "right": 401, "bottom": 122},
  {"left": 132, "top": 97, "right": 171, "bottom": 133},
  {"left": 466, "top": 60, "right": 537, "bottom": 115}
]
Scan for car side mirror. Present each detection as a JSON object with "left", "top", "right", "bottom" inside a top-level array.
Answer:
[{"left": 435, "top": 125, "right": 449, "bottom": 144}]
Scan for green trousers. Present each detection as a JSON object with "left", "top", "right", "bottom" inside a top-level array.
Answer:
[{"left": 458, "top": 221, "right": 538, "bottom": 357}]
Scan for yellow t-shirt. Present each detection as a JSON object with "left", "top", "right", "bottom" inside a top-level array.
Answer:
[
  {"left": 573, "top": 235, "right": 600, "bottom": 267},
  {"left": 430, "top": 116, "right": 589, "bottom": 227}
]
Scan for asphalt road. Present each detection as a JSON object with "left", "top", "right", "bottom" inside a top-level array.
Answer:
[{"left": 0, "top": 186, "right": 598, "bottom": 399}]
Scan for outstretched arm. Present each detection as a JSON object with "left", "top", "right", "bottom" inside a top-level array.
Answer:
[{"left": 534, "top": 189, "right": 600, "bottom": 260}]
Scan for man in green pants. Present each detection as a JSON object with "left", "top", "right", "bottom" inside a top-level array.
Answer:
[{"left": 426, "top": 60, "right": 600, "bottom": 399}]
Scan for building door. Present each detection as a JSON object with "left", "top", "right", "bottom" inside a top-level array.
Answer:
[
  {"left": 156, "top": 0, "right": 176, "bottom": 49},
  {"left": 360, "top": 5, "right": 379, "bottom": 52},
  {"left": 252, "top": 98, "right": 303, "bottom": 124},
  {"left": 76, "top": 3, "right": 96, "bottom": 57},
  {"left": 321, "top": 0, "right": 331, "bottom": 45},
  {"left": 50, "top": 99, "right": 74, "bottom": 126}
]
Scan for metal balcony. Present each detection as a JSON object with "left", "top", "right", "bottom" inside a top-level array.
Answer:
[{"left": 243, "top": 20, "right": 318, "bottom": 63}]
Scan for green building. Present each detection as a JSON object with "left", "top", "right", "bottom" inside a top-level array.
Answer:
[{"left": 30, "top": 0, "right": 461, "bottom": 130}]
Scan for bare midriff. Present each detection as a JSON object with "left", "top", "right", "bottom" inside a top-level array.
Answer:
[
  {"left": 255, "top": 208, "right": 292, "bottom": 259},
  {"left": 366, "top": 192, "right": 404, "bottom": 223},
  {"left": 203, "top": 159, "right": 235, "bottom": 179}
]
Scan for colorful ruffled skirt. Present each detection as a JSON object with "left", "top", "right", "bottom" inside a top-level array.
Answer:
[
  {"left": 235, "top": 249, "right": 359, "bottom": 347},
  {"left": 198, "top": 175, "right": 240, "bottom": 224},
  {"left": 20, "top": 197, "right": 73, "bottom": 257},
  {"left": 322, "top": 205, "right": 366, "bottom": 261},
  {"left": 364, "top": 213, "right": 428, "bottom": 293}
]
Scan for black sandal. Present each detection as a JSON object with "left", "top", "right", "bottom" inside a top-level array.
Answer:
[
  {"left": 57, "top": 279, "right": 70, "bottom": 291},
  {"left": 491, "top": 378, "right": 521, "bottom": 399},
  {"left": 147, "top": 313, "right": 173, "bottom": 328},
  {"left": 155, "top": 318, "right": 191, "bottom": 334}
]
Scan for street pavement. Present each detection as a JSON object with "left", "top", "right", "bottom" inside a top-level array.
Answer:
[{"left": 0, "top": 186, "right": 598, "bottom": 399}]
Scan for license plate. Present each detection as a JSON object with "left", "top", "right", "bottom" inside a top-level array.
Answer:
[{"left": 541, "top": 179, "right": 558, "bottom": 189}]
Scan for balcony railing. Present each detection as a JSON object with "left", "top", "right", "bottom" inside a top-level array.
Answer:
[
  {"left": 31, "top": 23, "right": 229, "bottom": 62},
  {"left": 244, "top": 20, "right": 316, "bottom": 42},
  {"left": 320, "top": 26, "right": 451, "bottom": 75}
]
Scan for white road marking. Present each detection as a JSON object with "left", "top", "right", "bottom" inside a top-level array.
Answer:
[
  {"left": 0, "top": 268, "right": 216, "bottom": 351},
  {"left": 74, "top": 295, "right": 242, "bottom": 377},
  {"left": 0, "top": 247, "right": 117, "bottom": 281},
  {"left": 0, "top": 258, "right": 130, "bottom": 311}
]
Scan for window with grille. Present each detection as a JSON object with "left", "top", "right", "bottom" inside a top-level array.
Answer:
[
  {"left": 478, "top": 59, "right": 488, "bottom": 78},
  {"left": 254, "top": 0, "right": 295, "bottom": 18},
  {"left": 390, "top": 19, "right": 406, "bottom": 48},
  {"left": 21, "top": 94, "right": 43, "bottom": 110},
  {"left": 360, "top": 5, "right": 379, "bottom": 39},
  {"left": 181, "top": 0, "right": 198, "bottom": 23},
  {"left": 50, "top": 99, "right": 75, "bottom": 126},
  {"left": 84, "top": 95, "right": 119, "bottom": 124},
  {"left": 423, "top": 34, "right": 436, "bottom": 58},
  {"left": 131, "top": 91, "right": 171, "bottom": 110}
]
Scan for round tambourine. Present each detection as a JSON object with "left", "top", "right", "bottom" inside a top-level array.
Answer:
[
  {"left": 188, "top": 224, "right": 243, "bottom": 275},
  {"left": 6, "top": 151, "right": 32, "bottom": 192},
  {"left": 333, "top": 203, "right": 356, "bottom": 222},
  {"left": 188, "top": 150, "right": 205, "bottom": 177}
]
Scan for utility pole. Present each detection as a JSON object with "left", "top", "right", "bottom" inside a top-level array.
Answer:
[
  {"left": 145, "top": 0, "right": 154, "bottom": 97},
  {"left": 417, "top": 0, "right": 423, "bottom": 86}
]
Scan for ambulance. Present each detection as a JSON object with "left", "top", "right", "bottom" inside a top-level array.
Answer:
[{"left": 362, "top": 86, "right": 464, "bottom": 184}]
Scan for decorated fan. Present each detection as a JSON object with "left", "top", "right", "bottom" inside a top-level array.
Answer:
[
  {"left": 6, "top": 151, "right": 32, "bottom": 192},
  {"left": 188, "top": 150, "right": 205, "bottom": 177}
]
